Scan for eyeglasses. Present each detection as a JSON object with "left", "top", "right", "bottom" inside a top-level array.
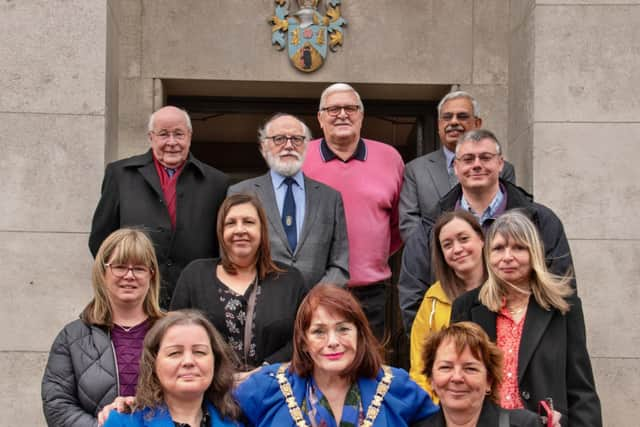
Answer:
[
  {"left": 320, "top": 105, "right": 361, "bottom": 116},
  {"left": 456, "top": 152, "right": 499, "bottom": 165},
  {"left": 439, "top": 112, "right": 474, "bottom": 122},
  {"left": 265, "top": 135, "right": 306, "bottom": 146},
  {"left": 151, "top": 130, "right": 188, "bottom": 141},
  {"left": 105, "top": 263, "right": 152, "bottom": 278}
]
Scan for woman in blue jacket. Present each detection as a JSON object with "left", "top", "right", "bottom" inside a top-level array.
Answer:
[
  {"left": 104, "top": 310, "right": 243, "bottom": 426},
  {"left": 235, "top": 284, "right": 438, "bottom": 426}
]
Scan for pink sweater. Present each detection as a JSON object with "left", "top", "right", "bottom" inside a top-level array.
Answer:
[{"left": 303, "top": 138, "right": 404, "bottom": 286}]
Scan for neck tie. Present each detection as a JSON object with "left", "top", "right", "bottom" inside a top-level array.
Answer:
[
  {"left": 282, "top": 177, "right": 297, "bottom": 252},
  {"left": 448, "top": 160, "right": 458, "bottom": 187}
]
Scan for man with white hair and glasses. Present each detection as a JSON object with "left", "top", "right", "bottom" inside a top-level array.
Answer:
[
  {"left": 303, "top": 83, "right": 404, "bottom": 340},
  {"left": 229, "top": 113, "right": 349, "bottom": 289}
]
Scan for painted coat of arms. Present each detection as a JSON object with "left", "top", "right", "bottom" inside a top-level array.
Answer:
[{"left": 270, "top": 0, "right": 347, "bottom": 72}]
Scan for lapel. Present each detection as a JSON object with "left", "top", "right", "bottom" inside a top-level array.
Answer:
[
  {"left": 296, "top": 175, "right": 320, "bottom": 253},
  {"left": 427, "top": 149, "right": 453, "bottom": 198},
  {"left": 141, "top": 406, "right": 174, "bottom": 426},
  {"left": 357, "top": 373, "right": 379, "bottom": 414},
  {"left": 255, "top": 173, "right": 292, "bottom": 253},
  {"left": 137, "top": 154, "right": 164, "bottom": 199},
  {"left": 518, "top": 299, "right": 554, "bottom": 382},
  {"left": 470, "top": 303, "right": 498, "bottom": 341}
]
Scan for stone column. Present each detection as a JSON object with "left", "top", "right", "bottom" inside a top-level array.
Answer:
[
  {"left": 510, "top": 2, "right": 640, "bottom": 425},
  {"left": 0, "top": 1, "right": 118, "bottom": 424}
]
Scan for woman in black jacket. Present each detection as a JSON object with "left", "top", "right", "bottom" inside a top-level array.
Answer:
[
  {"left": 451, "top": 211, "right": 601, "bottom": 426},
  {"left": 42, "top": 229, "right": 164, "bottom": 427}
]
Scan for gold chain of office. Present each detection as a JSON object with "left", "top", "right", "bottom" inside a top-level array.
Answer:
[{"left": 276, "top": 363, "right": 393, "bottom": 427}]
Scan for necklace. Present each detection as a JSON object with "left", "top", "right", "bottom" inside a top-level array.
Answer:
[{"left": 114, "top": 318, "right": 147, "bottom": 333}]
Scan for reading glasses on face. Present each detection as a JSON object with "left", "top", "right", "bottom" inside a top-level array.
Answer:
[
  {"left": 151, "top": 130, "right": 188, "bottom": 141},
  {"left": 320, "top": 105, "right": 361, "bottom": 116},
  {"left": 439, "top": 112, "right": 474, "bottom": 122},
  {"left": 105, "top": 263, "right": 152, "bottom": 278},
  {"left": 456, "top": 152, "right": 499, "bottom": 165},
  {"left": 266, "top": 135, "right": 306, "bottom": 146}
]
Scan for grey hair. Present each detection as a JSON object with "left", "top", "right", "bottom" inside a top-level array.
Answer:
[
  {"left": 456, "top": 129, "right": 502, "bottom": 155},
  {"left": 437, "top": 91, "right": 479, "bottom": 118},
  {"left": 257, "top": 113, "right": 312, "bottom": 144},
  {"left": 147, "top": 106, "right": 193, "bottom": 132},
  {"left": 318, "top": 83, "right": 364, "bottom": 112}
]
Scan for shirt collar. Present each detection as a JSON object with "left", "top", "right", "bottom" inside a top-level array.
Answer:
[
  {"left": 320, "top": 138, "right": 367, "bottom": 162},
  {"left": 270, "top": 169, "right": 304, "bottom": 189},
  {"left": 442, "top": 146, "right": 456, "bottom": 171},
  {"left": 459, "top": 184, "right": 507, "bottom": 226}
]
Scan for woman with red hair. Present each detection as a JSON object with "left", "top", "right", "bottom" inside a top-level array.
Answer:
[{"left": 235, "top": 284, "right": 438, "bottom": 426}]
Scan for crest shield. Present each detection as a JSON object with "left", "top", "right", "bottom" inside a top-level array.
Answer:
[{"left": 287, "top": 22, "right": 327, "bottom": 72}]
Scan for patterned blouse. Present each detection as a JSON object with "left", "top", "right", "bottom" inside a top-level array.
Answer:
[
  {"left": 496, "top": 304, "right": 527, "bottom": 409},
  {"left": 217, "top": 280, "right": 262, "bottom": 370}
]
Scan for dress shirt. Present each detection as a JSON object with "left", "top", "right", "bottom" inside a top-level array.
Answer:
[{"left": 270, "top": 169, "right": 305, "bottom": 239}]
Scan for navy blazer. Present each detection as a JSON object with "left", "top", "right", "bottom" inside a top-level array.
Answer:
[{"left": 451, "top": 288, "right": 602, "bottom": 427}]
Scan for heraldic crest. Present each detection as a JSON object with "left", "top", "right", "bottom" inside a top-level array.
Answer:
[{"left": 270, "top": 0, "right": 347, "bottom": 72}]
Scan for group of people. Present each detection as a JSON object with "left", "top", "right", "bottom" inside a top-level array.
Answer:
[{"left": 40, "top": 82, "right": 602, "bottom": 426}]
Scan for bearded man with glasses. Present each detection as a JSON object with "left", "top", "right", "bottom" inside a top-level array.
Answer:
[
  {"left": 229, "top": 113, "right": 349, "bottom": 290},
  {"left": 399, "top": 129, "right": 576, "bottom": 333},
  {"left": 302, "top": 83, "right": 405, "bottom": 341},
  {"left": 89, "top": 106, "right": 229, "bottom": 309}
]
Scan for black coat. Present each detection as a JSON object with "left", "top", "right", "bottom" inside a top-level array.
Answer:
[
  {"left": 412, "top": 399, "right": 540, "bottom": 427},
  {"left": 399, "top": 179, "right": 575, "bottom": 332},
  {"left": 451, "top": 288, "right": 602, "bottom": 427},
  {"left": 88, "top": 150, "right": 229, "bottom": 307}
]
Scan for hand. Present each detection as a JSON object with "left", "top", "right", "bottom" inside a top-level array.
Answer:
[
  {"left": 551, "top": 410, "right": 562, "bottom": 427},
  {"left": 97, "top": 396, "right": 136, "bottom": 426},
  {"left": 233, "top": 366, "right": 262, "bottom": 386}
]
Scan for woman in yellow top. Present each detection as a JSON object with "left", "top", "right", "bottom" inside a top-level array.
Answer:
[{"left": 410, "top": 210, "right": 486, "bottom": 399}]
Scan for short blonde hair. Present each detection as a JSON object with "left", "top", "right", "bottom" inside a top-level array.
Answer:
[
  {"left": 82, "top": 228, "right": 163, "bottom": 326},
  {"left": 479, "top": 210, "right": 573, "bottom": 313}
]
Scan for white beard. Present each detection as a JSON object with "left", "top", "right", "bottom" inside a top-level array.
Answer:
[{"left": 262, "top": 148, "right": 305, "bottom": 177}]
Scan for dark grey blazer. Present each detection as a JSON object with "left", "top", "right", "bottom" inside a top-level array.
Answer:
[
  {"left": 229, "top": 172, "right": 349, "bottom": 288},
  {"left": 399, "top": 149, "right": 515, "bottom": 240}
]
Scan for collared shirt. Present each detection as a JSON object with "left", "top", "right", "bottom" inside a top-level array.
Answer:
[
  {"left": 270, "top": 169, "right": 305, "bottom": 238},
  {"left": 320, "top": 138, "right": 367, "bottom": 162},
  {"left": 442, "top": 146, "right": 456, "bottom": 176},
  {"left": 459, "top": 185, "right": 506, "bottom": 227}
]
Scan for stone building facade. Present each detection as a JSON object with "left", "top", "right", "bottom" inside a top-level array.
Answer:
[{"left": 1, "top": 1, "right": 638, "bottom": 425}]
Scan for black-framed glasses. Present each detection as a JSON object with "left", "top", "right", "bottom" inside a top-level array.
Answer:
[
  {"left": 105, "top": 263, "right": 152, "bottom": 278},
  {"left": 320, "top": 105, "right": 361, "bottom": 116},
  {"left": 455, "top": 152, "right": 499, "bottom": 165},
  {"left": 439, "top": 112, "right": 474, "bottom": 122},
  {"left": 265, "top": 135, "right": 306, "bottom": 146}
]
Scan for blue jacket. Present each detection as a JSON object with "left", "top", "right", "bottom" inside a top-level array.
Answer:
[
  {"left": 235, "top": 364, "right": 439, "bottom": 426},
  {"left": 103, "top": 400, "right": 242, "bottom": 427}
]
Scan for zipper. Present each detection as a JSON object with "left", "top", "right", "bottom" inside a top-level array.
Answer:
[{"left": 108, "top": 329, "right": 121, "bottom": 394}]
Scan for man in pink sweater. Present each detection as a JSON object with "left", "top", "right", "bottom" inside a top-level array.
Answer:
[{"left": 303, "top": 83, "right": 404, "bottom": 340}]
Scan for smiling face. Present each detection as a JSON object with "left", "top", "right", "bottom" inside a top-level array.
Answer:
[
  {"left": 453, "top": 138, "right": 504, "bottom": 193},
  {"left": 489, "top": 233, "right": 532, "bottom": 289},
  {"left": 438, "top": 218, "right": 484, "bottom": 279},
  {"left": 317, "top": 90, "right": 363, "bottom": 147},
  {"left": 148, "top": 106, "right": 192, "bottom": 168},
  {"left": 103, "top": 255, "right": 152, "bottom": 308},
  {"left": 155, "top": 324, "right": 214, "bottom": 402},
  {"left": 306, "top": 305, "right": 358, "bottom": 379},
  {"left": 431, "top": 339, "right": 491, "bottom": 418},
  {"left": 438, "top": 97, "right": 482, "bottom": 152},
  {"left": 261, "top": 115, "right": 307, "bottom": 176},
  {"left": 222, "top": 202, "right": 261, "bottom": 266}
]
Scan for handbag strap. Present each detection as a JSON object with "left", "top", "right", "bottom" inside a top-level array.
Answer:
[
  {"left": 498, "top": 409, "right": 510, "bottom": 427},
  {"left": 243, "top": 276, "right": 258, "bottom": 366}
]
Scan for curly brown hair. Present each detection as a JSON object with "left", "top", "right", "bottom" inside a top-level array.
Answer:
[
  {"left": 422, "top": 321, "right": 503, "bottom": 404},
  {"left": 134, "top": 310, "right": 240, "bottom": 419}
]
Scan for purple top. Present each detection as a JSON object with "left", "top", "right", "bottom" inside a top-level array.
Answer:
[{"left": 111, "top": 319, "right": 150, "bottom": 396}]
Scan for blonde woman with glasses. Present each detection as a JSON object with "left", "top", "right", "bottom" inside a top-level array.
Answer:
[{"left": 42, "top": 229, "right": 164, "bottom": 427}]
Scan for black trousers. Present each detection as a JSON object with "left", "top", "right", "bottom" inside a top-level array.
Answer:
[{"left": 349, "top": 282, "right": 387, "bottom": 342}]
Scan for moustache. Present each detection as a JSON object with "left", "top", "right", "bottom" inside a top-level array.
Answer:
[
  {"left": 445, "top": 124, "right": 465, "bottom": 133},
  {"left": 279, "top": 151, "right": 301, "bottom": 160}
]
